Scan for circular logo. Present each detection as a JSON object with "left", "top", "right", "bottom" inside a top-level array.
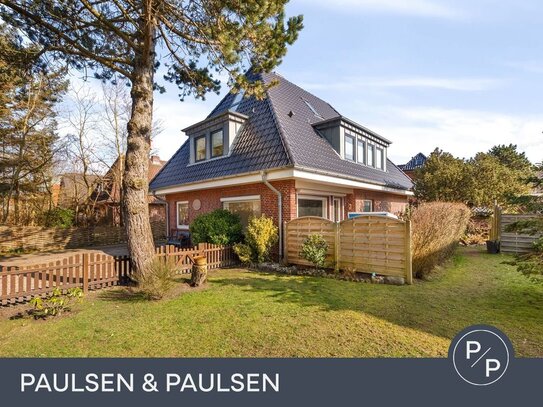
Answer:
[{"left": 449, "top": 325, "right": 512, "bottom": 386}]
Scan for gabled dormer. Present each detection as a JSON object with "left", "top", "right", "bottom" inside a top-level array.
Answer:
[
  {"left": 313, "top": 117, "right": 390, "bottom": 171},
  {"left": 183, "top": 110, "right": 248, "bottom": 164}
]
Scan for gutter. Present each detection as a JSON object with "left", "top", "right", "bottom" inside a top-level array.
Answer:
[{"left": 261, "top": 171, "right": 283, "bottom": 260}]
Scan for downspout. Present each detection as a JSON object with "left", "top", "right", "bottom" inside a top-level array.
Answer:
[
  {"left": 261, "top": 171, "right": 283, "bottom": 260},
  {"left": 152, "top": 191, "right": 169, "bottom": 237}
]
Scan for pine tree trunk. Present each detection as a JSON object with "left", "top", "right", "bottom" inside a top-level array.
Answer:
[{"left": 122, "top": 21, "right": 156, "bottom": 279}]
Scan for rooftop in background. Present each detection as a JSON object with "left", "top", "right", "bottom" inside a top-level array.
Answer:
[{"left": 398, "top": 153, "right": 427, "bottom": 172}]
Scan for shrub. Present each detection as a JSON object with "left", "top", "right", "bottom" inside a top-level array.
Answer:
[
  {"left": 233, "top": 215, "right": 278, "bottom": 264},
  {"left": 410, "top": 202, "right": 471, "bottom": 279},
  {"left": 300, "top": 234, "right": 329, "bottom": 269},
  {"left": 132, "top": 258, "right": 177, "bottom": 300},
  {"left": 42, "top": 207, "right": 74, "bottom": 228},
  {"left": 233, "top": 242, "right": 253, "bottom": 265},
  {"left": 29, "top": 287, "right": 83, "bottom": 319},
  {"left": 190, "top": 209, "right": 243, "bottom": 245}
]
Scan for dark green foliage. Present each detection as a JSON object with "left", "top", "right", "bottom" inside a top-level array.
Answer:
[
  {"left": 300, "top": 234, "right": 329, "bottom": 269},
  {"left": 414, "top": 146, "right": 534, "bottom": 208},
  {"left": 190, "top": 209, "right": 243, "bottom": 246},
  {"left": 41, "top": 207, "right": 74, "bottom": 228}
]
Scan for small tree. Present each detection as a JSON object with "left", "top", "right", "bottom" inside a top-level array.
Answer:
[{"left": 300, "top": 234, "right": 329, "bottom": 269}]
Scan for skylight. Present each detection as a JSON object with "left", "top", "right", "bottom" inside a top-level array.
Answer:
[
  {"left": 229, "top": 89, "right": 245, "bottom": 112},
  {"left": 302, "top": 98, "right": 323, "bottom": 119}
]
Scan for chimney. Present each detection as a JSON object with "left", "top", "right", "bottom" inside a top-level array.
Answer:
[{"left": 150, "top": 155, "right": 161, "bottom": 164}]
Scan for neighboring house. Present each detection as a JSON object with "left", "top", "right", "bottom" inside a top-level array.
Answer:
[
  {"left": 92, "top": 155, "right": 167, "bottom": 226},
  {"left": 57, "top": 173, "right": 100, "bottom": 210},
  {"left": 150, "top": 71, "right": 413, "bottom": 253},
  {"left": 398, "top": 153, "right": 427, "bottom": 180}
]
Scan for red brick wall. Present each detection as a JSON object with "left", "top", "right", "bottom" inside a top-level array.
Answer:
[
  {"left": 165, "top": 180, "right": 409, "bottom": 230},
  {"left": 165, "top": 180, "right": 296, "bottom": 231},
  {"left": 351, "top": 189, "right": 408, "bottom": 215}
]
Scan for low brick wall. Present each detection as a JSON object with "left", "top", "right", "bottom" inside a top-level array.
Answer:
[{"left": 0, "top": 222, "right": 166, "bottom": 253}]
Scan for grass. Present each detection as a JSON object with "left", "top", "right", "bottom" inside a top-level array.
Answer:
[{"left": 0, "top": 246, "right": 542, "bottom": 357}]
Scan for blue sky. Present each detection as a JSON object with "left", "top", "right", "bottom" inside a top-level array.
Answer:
[{"left": 149, "top": 0, "right": 543, "bottom": 165}]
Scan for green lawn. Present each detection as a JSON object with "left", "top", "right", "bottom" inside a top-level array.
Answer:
[{"left": 0, "top": 246, "right": 542, "bottom": 357}]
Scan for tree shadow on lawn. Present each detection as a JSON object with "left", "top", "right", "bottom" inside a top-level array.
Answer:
[
  {"left": 97, "top": 276, "right": 193, "bottom": 303},
  {"left": 212, "top": 265, "right": 543, "bottom": 350}
]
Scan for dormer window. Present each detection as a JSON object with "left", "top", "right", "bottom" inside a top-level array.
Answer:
[
  {"left": 195, "top": 135, "right": 206, "bottom": 162},
  {"left": 211, "top": 129, "right": 224, "bottom": 158},
  {"left": 367, "top": 144, "right": 375, "bottom": 167},
  {"left": 357, "top": 138, "right": 366, "bottom": 165},
  {"left": 345, "top": 134, "right": 355, "bottom": 161},
  {"left": 376, "top": 146, "right": 384, "bottom": 170}
]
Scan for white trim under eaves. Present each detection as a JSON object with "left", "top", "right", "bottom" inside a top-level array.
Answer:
[
  {"left": 220, "top": 195, "right": 260, "bottom": 202},
  {"left": 151, "top": 167, "right": 414, "bottom": 197}
]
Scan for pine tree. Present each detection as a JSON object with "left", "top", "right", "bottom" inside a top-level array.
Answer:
[{"left": 0, "top": 0, "right": 303, "bottom": 277}]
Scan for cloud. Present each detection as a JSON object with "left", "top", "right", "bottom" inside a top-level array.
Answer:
[
  {"left": 297, "top": 0, "right": 465, "bottom": 19},
  {"left": 367, "top": 106, "right": 543, "bottom": 164},
  {"left": 504, "top": 61, "right": 543, "bottom": 74},
  {"left": 301, "top": 76, "right": 503, "bottom": 92}
]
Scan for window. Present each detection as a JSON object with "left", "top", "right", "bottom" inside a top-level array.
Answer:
[
  {"left": 298, "top": 195, "right": 327, "bottom": 218},
  {"left": 363, "top": 200, "right": 373, "bottom": 212},
  {"left": 195, "top": 135, "right": 206, "bottom": 161},
  {"left": 376, "top": 147, "right": 384, "bottom": 170},
  {"left": 222, "top": 196, "right": 261, "bottom": 228},
  {"left": 211, "top": 129, "right": 224, "bottom": 158},
  {"left": 177, "top": 201, "right": 189, "bottom": 229},
  {"left": 345, "top": 134, "right": 355, "bottom": 161},
  {"left": 367, "top": 144, "right": 375, "bottom": 167},
  {"left": 357, "top": 138, "right": 366, "bottom": 164}
]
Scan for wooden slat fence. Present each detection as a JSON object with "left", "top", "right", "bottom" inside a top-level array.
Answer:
[
  {"left": 285, "top": 216, "right": 412, "bottom": 283},
  {"left": 0, "top": 243, "right": 236, "bottom": 305},
  {"left": 500, "top": 214, "right": 542, "bottom": 254}
]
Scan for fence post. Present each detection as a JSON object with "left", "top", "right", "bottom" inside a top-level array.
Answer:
[
  {"left": 334, "top": 222, "right": 340, "bottom": 272},
  {"left": 82, "top": 252, "right": 89, "bottom": 293},
  {"left": 198, "top": 242, "right": 207, "bottom": 257},
  {"left": 283, "top": 221, "right": 288, "bottom": 264},
  {"left": 405, "top": 220, "right": 413, "bottom": 285}
]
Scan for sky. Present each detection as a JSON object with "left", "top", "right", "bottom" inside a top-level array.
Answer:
[{"left": 73, "top": 0, "right": 543, "bottom": 166}]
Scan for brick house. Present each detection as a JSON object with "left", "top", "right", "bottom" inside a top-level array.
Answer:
[{"left": 150, "top": 71, "right": 413, "bottom": 255}]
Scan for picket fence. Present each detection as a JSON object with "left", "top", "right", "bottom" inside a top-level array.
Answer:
[{"left": 0, "top": 243, "right": 236, "bottom": 305}]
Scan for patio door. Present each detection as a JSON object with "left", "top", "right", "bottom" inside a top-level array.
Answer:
[{"left": 332, "top": 197, "right": 343, "bottom": 222}]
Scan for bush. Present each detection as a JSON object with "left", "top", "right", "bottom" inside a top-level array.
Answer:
[
  {"left": 300, "top": 234, "right": 329, "bottom": 269},
  {"left": 42, "top": 207, "right": 74, "bottom": 228},
  {"left": 132, "top": 258, "right": 177, "bottom": 300},
  {"left": 233, "top": 215, "right": 278, "bottom": 264},
  {"left": 29, "top": 287, "right": 83, "bottom": 319},
  {"left": 190, "top": 209, "right": 243, "bottom": 245},
  {"left": 410, "top": 202, "right": 471, "bottom": 279}
]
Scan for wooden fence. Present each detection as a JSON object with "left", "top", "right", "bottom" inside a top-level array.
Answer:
[
  {"left": 284, "top": 216, "right": 412, "bottom": 283},
  {"left": 489, "top": 204, "right": 542, "bottom": 254},
  {"left": 0, "top": 243, "right": 237, "bottom": 305}
]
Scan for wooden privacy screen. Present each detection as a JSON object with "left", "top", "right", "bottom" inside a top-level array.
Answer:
[{"left": 284, "top": 216, "right": 412, "bottom": 283}]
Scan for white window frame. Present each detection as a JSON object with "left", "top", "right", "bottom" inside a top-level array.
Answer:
[
  {"left": 357, "top": 138, "right": 366, "bottom": 165},
  {"left": 344, "top": 133, "right": 355, "bottom": 161},
  {"left": 367, "top": 143, "right": 375, "bottom": 167},
  {"left": 376, "top": 146, "right": 384, "bottom": 170},
  {"left": 220, "top": 195, "right": 261, "bottom": 204},
  {"left": 297, "top": 194, "right": 328, "bottom": 218},
  {"left": 363, "top": 199, "right": 373, "bottom": 212},
  {"left": 176, "top": 201, "right": 189, "bottom": 229}
]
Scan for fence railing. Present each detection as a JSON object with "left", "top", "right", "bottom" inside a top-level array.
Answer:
[
  {"left": 0, "top": 243, "right": 237, "bottom": 305},
  {"left": 284, "top": 216, "right": 412, "bottom": 283}
]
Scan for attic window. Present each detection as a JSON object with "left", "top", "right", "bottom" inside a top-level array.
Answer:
[{"left": 301, "top": 98, "right": 323, "bottom": 119}]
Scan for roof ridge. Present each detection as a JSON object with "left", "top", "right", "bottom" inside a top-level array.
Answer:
[{"left": 264, "top": 79, "right": 295, "bottom": 167}]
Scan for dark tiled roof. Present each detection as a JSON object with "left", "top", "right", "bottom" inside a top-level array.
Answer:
[
  {"left": 150, "top": 72, "right": 413, "bottom": 191},
  {"left": 398, "top": 153, "right": 427, "bottom": 171}
]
